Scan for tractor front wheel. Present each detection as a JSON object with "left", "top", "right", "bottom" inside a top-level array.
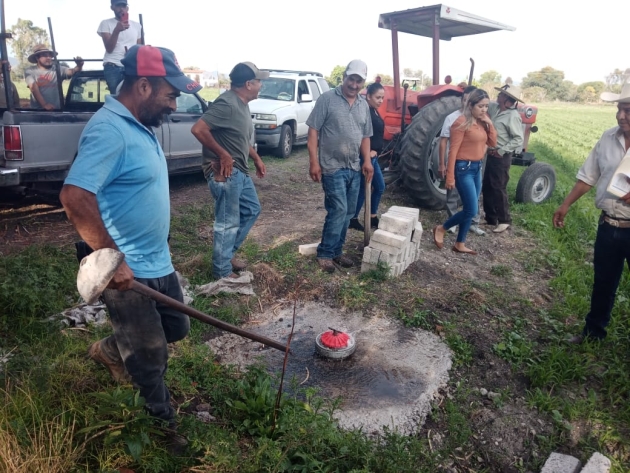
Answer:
[
  {"left": 398, "top": 96, "right": 461, "bottom": 209},
  {"left": 515, "top": 162, "right": 556, "bottom": 204}
]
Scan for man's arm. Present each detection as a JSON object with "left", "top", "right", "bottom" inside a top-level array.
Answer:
[
  {"left": 307, "top": 127, "right": 321, "bottom": 182},
  {"left": 27, "top": 82, "right": 53, "bottom": 110},
  {"left": 360, "top": 137, "right": 373, "bottom": 182},
  {"left": 59, "top": 185, "right": 134, "bottom": 290},
  {"left": 99, "top": 21, "right": 127, "bottom": 53},
  {"left": 438, "top": 137, "right": 448, "bottom": 179},
  {"left": 66, "top": 59, "right": 84, "bottom": 78},
  {"left": 552, "top": 180, "right": 593, "bottom": 228},
  {"left": 249, "top": 145, "right": 266, "bottom": 179},
  {"left": 191, "top": 119, "right": 234, "bottom": 178}
]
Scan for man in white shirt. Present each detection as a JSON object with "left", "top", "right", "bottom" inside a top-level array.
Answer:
[
  {"left": 438, "top": 85, "right": 485, "bottom": 235},
  {"left": 553, "top": 83, "right": 630, "bottom": 343},
  {"left": 97, "top": 0, "right": 142, "bottom": 94}
]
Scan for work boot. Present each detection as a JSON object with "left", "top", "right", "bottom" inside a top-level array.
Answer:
[
  {"left": 348, "top": 218, "right": 364, "bottom": 231},
  {"left": 317, "top": 258, "right": 335, "bottom": 273},
  {"left": 333, "top": 255, "right": 354, "bottom": 268},
  {"left": 231, "top": 257, "right": 247, "bottom": 271},
  {"left": 469, "top": 225, "right": 486, "bottom": 236},
  {"left": 88, "top": 339, "right": 130, "bottom": 383},
  {"left": 370, "top": 216, "right": 380, "bottom": 229},
  {"left": 163, "top": 421, "right": 188, "bottom": 455},
  {"left": 493, "top": 223, "right": 510, "bottom": 233}
]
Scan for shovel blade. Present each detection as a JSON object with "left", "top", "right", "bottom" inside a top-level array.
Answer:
[{"left": 77, "top": 248, "right": 125, "bottom": 304}]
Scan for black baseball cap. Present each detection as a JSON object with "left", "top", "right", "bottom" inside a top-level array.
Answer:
[
  {"left": 111, "top": 0, "right": 128, "bottom": 6},
  {"left": 229, "top": 62, "right": 270, "bottom": 83}
]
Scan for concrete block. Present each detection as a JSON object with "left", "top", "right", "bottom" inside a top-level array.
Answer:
[
  {"left": 540, "top": 452, "right": 581, "bottom": 473},
  {"left": 371, "top": 229, "right": 409, "bottom": 249},
  {"left": 389, "top": 262, "right": 403, "bottom": 277},
  {"left": 370, "top": 240, "right": 403, "bottom": 256},
  {"left": 581, "top": 452, "right": 611, "bottom": 473},
  {"left": 378, "top": 213, "right": 415, "bottom": 237},
  {"left": 411, "top": 221, "right": 424, "bottom": 243},
  {"left": 361, "top": 261, "right": 378, "bottom": 273},
  {"left": 299, "top": 242, "right": 319, "bottom": 256},
  {"left": 384, "top": 210, "right": 418, "bottom": 222},
  {"left": 363, "top": 247, "right": 382, "bottom": 264},
  {"left": 389, "top": 206, "right": 420, "bottom": 220},
  {"left": 379, "top": 251, "right": 396, "bottom": 264}
]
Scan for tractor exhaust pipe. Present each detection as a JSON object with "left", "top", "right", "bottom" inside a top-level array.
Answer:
[
  {"left": 400, "top": 82, "right": 409, "bottom": 134},
  {"left": 468, "top": 58, "right": 475, "bottom": 86}
]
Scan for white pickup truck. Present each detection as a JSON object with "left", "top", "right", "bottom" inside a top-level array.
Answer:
[{"left": 249, "top": 70, "right": 329, "bottom": 158}]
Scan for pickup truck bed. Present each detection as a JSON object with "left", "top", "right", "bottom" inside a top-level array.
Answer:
[{"left": 0, "top": 70, "right": 207, "bottom": 190}]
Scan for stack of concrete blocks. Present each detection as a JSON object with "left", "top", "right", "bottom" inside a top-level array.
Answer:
[{"left": 361, "top": 206, "right": 423, "bottom": 277}]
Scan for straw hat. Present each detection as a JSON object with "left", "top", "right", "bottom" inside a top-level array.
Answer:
[
  {"left": 28, "top": 44, "right": 57, "bottom": 64},
  {"left": 494, "top": 84, "right": 523, "bottom": 103},
  {"left": 600, "top": 81, "right": 630, "bottom": 103}
]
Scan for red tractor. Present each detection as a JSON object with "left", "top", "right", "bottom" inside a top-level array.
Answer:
[{"left": 372, "top": 4, "right": 556, "bottom": 209}]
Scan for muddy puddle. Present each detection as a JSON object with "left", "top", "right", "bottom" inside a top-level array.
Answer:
[{"left": 207, "top": 302, "right": 452, "bottom": 434}]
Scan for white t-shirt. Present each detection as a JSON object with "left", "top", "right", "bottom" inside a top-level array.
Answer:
[
  {"left": 97, "top": 18, "right": 142, "bottom": 67},
  {"left": 440, "top": 110, "right": 462, "bottom": 138}
]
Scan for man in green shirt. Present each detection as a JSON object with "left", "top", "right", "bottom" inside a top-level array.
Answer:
[
  {"left": 482, "top": 84, "right": 524, "bottom": 233},
  {"left": 191, "top": 62, "right": 267, "bottom": 279}
]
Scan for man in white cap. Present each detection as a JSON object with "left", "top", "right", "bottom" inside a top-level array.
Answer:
[
  {"left": 553, "top": 83, "right": 630, "bottom": 344},
  {"left": 24, "top": 44, "right": 83, "bottom": 110},
  {"left": 306, "top": 59, "right": 374, "bottom": 273},
  {"left": 482, "top": 84, "right": 524, "bottom": 233}
]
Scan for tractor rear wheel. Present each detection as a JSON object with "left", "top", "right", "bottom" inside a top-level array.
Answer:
[{"left": 399, "top": 96, "right": 461, "bottom": 209}]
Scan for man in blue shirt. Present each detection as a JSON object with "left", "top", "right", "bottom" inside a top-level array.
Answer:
[{"left": 60, "top": 45, "right": 201, "bottom": 448}]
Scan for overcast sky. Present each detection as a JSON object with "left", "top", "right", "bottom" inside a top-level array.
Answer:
[{"left": 3, "top": 0, "right": 626, "bottom": 85}]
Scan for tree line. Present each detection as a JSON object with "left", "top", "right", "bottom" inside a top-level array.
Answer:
[{"left": 325, "top": 64, "right": 629, "bottom": 104}]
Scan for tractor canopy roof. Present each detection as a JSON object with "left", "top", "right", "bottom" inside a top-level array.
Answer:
[{"left": 378, "top": 4, "right": 515, "bottom": 39}]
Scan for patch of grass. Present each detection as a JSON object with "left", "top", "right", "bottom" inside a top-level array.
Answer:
[
  {"left": 490, "top": 264, "right": 512, "bottom": 277},
  {"left": 359, "top": 261, "right": 390, "bottom": 282},
  {"left": 397, "top": 308, "right": 436, "bottom": 330},
  {"left": 445, "top": 332, "right": 473, "bottom": 367},
  {"left": 493, "top": 331, "right": 534, "bottom": 366},
  {"left": 337, "top": 278, "right": 376, "bottom": 309}
]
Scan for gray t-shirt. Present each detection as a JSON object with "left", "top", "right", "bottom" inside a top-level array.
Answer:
[
  {"left": 306, "top": 86, "right": 372, "bottom": 175},
  {"left": 25, "top": 65, "right": 71, "bottom": 109},
  {"left": 201, "top": 89, "right": 253, "bottom": 178}
]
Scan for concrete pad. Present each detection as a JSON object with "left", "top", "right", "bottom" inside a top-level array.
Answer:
[
  {"left": 581, "top": 452, "right": 611, "bottom": 473},
  {"left": 206, "top": 302, "right": 452, "bottom": 435},
  {"left": 540, "top": 453, "right": 581, "bottom": 473},
  {"left": 299, "top": 242, "right": 319, "bottom": 256}
]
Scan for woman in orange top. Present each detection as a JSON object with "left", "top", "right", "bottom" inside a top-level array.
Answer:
[{"left": 433, "top": 89, "right": 497, "bottom": 255}]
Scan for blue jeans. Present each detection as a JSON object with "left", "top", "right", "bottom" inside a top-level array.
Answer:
[
  {"left": 104, "top": 63, "right": 125, "bottom": 95},
  {"left": 208, "top": 168, "right": 261, "bottom": 278},
  {"left": 353, "top": 157, "right": 385, "bottom": 218},
  {"left": 102, "top": 272, "right": 190, "bottom": 421},
  {"left": 583, "top": 217, "right": 630, "bottom": 339},
  {"left": 317, "top": 168, "right": 361, "bottom": 259},
  {"left": 443, "top": 160, "right": 482, "bottom": 243}
]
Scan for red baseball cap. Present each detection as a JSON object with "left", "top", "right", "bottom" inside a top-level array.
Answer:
[{"left": 121, "top": 45, "right": 202, "bottom": 94}]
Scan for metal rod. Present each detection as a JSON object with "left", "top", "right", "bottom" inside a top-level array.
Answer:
[
  {"left": 130, "top": 281, "right": 289, "bottom": 353},
  {"left": 0, "top": 0, "right": 15, "bottom": 109},
  {"left": 468, "top": 58, "right": 475, "bottom": 87},
  {"left": 364, "top": 173, "right": 371, "bottom": 247},
  {"left": 47, "top": 17, "right": 64, "bottom": 110},
  {"left": 57, "top": 58, "right": 102, "bottom": 62},
  {"left": 401, "top": 82, "right": 409, "bottom": 134},
  {"left": 139, "top": 14, "right": 144, "bottom": 45},
  {"left": 432, "top": 11, "right": 440, "bottom": 85},
  {"left": 391, "top": 28, "right": 400, "bottom": 110}
]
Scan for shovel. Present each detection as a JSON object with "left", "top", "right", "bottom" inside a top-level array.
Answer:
[{"left": 76, "top": 248, "right": 288, "bottom": 353}]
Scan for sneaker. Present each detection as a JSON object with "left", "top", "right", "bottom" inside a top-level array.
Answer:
[
  {"left": 493, "top": 223, "right": 510, "bottom": 233},
  {"left": 348, "top": 218, "right": 364, "bottom": 231},
  {"left": 317, "top": 258, "right": 335, "bottom": 273},
  {"left": 231, "top": 257, "right": 247, "bottom": 271},
  {"left": 447, "top": 225, "right": 458, "bottom": 234},
  {"left": 88, "top": 339, "right": 130, "bottom": 383},
  {"left": 469, "top": 225, "right": 486, "bottom": 236},
  {"left": 333, "top": 255, "right": 354, "bottom": 268},
  {"left": 370, "top": 216, "right": 379, "bottom": 229}
]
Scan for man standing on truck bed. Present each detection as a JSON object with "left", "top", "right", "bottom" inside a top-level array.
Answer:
[
  {"left": 98, "top": 0, "right": 143, "bottom": 94},
  {"left": 306, "top": 59, "right": 373, "bottom": 273},
  {"left": 24, "top": 44, "right": 83, "bottom": 110},
  {"left": 59, "top": 45, "right": 201, "bottom": 449},
  {"left": 191, "top": 62, "right": 267, "bottom": 280}
]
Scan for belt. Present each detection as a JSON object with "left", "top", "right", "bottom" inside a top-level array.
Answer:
[{"left": 603, "top": 215, "right": 630, "bottom": 228}]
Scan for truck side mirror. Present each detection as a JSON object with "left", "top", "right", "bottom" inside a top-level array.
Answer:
[{"left": 300, "top": 94, "right": 313, "bottom": 103}]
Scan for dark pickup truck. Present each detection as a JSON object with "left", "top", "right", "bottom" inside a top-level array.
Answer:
[{"left": 0, "top": 70, "right": 208, "bottom": 191}]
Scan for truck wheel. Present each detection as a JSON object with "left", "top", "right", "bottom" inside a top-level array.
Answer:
[
  {"left": 274, "top": 124, "right": 293, "bottom": 159},
  {"left": 399, "top": 96, "right": 461, "bottom": 209},
  {"left": 515, "top": 162, "right": 556, "bottom": 204}
]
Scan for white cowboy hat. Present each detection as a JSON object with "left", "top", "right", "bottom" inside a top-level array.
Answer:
[
  {"left": 600, "top": 81, "right": 630, "bottom": 103},
  {"left": 494, "top": 84, "right": 523, "bottom": 103}
]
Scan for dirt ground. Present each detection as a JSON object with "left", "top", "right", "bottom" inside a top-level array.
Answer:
[{"left": 0, "top": 148, "right": 559, "bottom": 472}]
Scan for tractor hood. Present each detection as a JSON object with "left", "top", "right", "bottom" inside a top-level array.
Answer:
[{"left": 249, "top": 99, "right": 293, "bottom": 115}]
